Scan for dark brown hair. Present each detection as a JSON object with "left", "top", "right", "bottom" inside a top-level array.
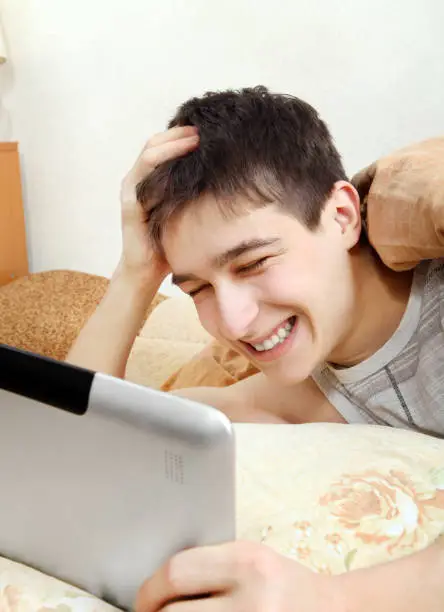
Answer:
[{"left": 136, "top": 86, "right": 347, "bottom": 250}]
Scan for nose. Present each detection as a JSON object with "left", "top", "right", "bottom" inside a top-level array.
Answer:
[{"left": 215, "top": 282, "right": 259, "bottom": 341}]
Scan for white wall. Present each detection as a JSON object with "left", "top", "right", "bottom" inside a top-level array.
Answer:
[{"left": 1, "top": 0, "right": 444, "bottom": 294}]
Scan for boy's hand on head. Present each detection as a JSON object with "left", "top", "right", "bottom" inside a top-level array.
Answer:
[
  {"left": 119, "top": 126, "right": 199, "bottom": 280},
  {"left": 135, "top": 541, "right": 339, "bottom": 612}
]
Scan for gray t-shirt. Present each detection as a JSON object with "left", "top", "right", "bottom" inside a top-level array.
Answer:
[{"left": 312, "top": 259, "right": 444, "bottom": 438}]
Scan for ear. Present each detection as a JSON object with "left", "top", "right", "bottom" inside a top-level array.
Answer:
[{"left": 326, "top": 180, "right": 362, "bottom": 249}]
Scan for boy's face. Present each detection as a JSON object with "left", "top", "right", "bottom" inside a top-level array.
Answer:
[{"left": 163, "top": 183, "right": 361, "bottom": 386}]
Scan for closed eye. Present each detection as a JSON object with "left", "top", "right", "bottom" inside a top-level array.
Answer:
[
  {"left": 238, "top": 257, "right": 270, "bottom": 274},
  {"left": 186, "top": 257, "right": 271, "bottom": 296},
  {"left": 188, "top": 284, "right": 210, "bottom": 298}
]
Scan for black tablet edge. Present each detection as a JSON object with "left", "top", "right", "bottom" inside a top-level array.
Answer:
[{"left": 0, "top": 343, "right": 94, "bottom": 415}]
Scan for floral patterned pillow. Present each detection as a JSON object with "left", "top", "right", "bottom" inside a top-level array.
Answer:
[
  {"left": 235, "top": 423, "right": 444, "bottom": 574},
  {"left": 1, "top": 423, "right": 443, "bottom": 610},
  {"left": 0, "top": 556, "right": 119, "bottom": 612}
]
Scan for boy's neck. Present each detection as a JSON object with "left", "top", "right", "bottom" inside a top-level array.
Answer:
[{"left": 328, "top": 247, "right": 415, "bottom": 368}]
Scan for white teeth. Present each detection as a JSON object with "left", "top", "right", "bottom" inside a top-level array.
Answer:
[{"left": 251, "top": 318, "right": 295, "bottom": 352}]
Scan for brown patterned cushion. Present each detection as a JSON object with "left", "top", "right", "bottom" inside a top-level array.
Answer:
[
  {"left": 0, "top": 270, "right": 165, "bottom": 361},
  {"left": 352, "top": 136, "right": 444, "bottom": 270}
]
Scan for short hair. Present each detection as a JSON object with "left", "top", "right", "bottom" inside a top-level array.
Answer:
[{"left": 136, "top": 86, "right": 347, "bottom": 250}]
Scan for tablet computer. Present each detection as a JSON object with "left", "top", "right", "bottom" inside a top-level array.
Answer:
[{"left": 0, "top": 343, "right": 235, "bottom": 610}]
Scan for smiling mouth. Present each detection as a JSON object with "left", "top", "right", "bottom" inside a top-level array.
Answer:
[{"left": 245, "top": 316, "right": 297, "bottom": 353}]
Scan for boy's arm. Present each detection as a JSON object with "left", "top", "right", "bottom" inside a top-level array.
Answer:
[
  {"left": 67, "top": 126, "right": 199, "bottom": 376},
  {"left": 65, "top": 263, "right": 159, "bottom": 378}
]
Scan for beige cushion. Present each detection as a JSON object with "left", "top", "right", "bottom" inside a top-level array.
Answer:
[
  {"left": 139, "top": 294, "right": 210, "bottom": 343},
  {"left": 126, "top": 296, "right": 211, "bottom": 389},
  {"left": 0, "top": 556, "right": 118, "bottom": 611}
]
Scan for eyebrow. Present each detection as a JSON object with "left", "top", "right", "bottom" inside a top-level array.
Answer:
[{"left": 171, "top": 237, "right": 281, "bottom": 286}]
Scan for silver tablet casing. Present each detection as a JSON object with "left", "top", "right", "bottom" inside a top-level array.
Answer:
[{"left": 0, "top": 371, "right": 235, "bottom": 610}]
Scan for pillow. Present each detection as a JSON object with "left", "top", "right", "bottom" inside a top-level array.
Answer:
[
  {"left": 0, "top": 270, "right": 109, "bottom": 360},
  {"left": 236, "top": 422, "right": 444, "bottom": 573},
  {"left": 139, "top": 294, "right": 210, "bottom": 344},
  {"left": 352, "top": 136, "right": 444, "bottom": 271},
  {"left": 0, "top": 270, "right": 166, "bottom": 361},
  {"left": 162, "top": 340, "right": 258, "bottom": 391},
  {"left": 126, "top": 296, "right": 212, "bottom": 389},
  {"left": 0, "top": 556, "right": 118, "bottom": 611}
]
